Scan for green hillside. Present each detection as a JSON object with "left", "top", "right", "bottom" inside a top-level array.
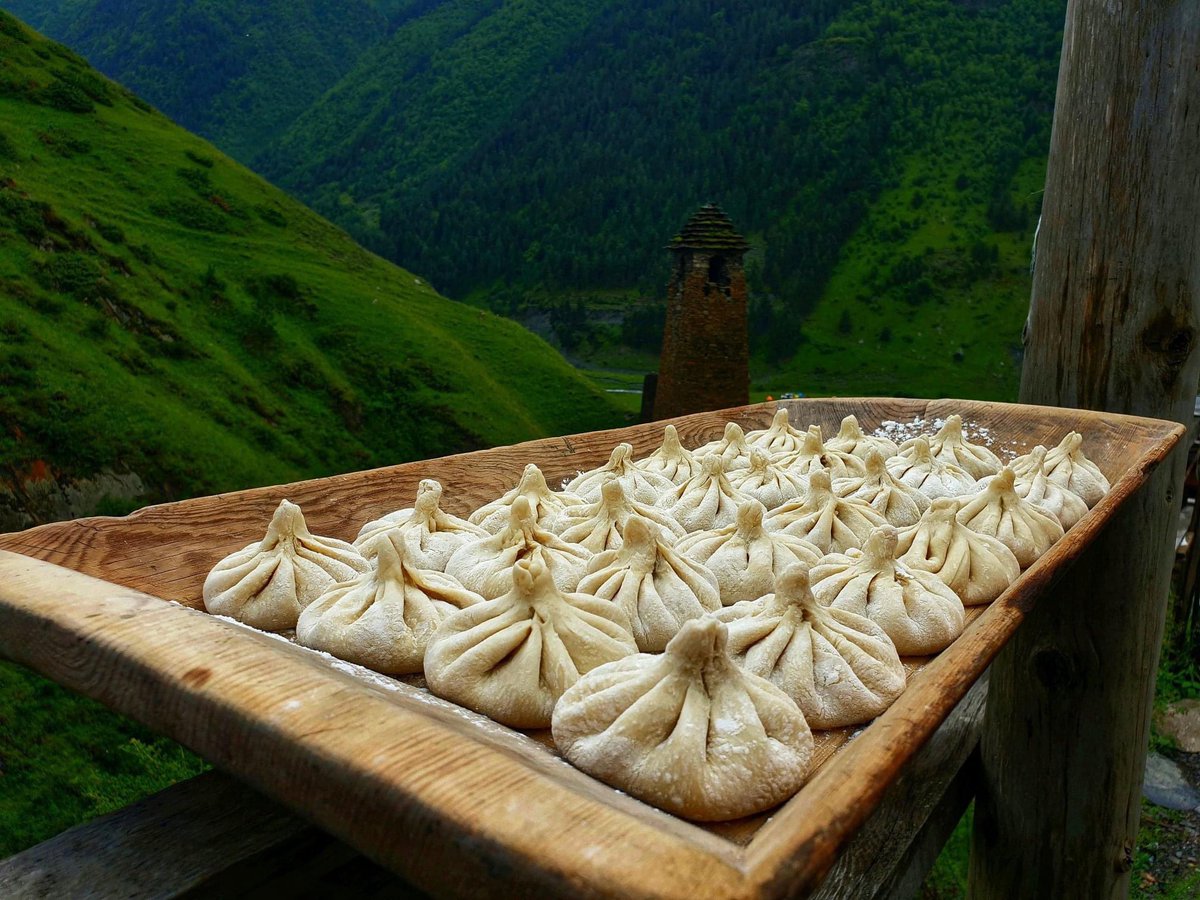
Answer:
[{"left": 0, "top": 10, "right": 622, "bottom": 528}]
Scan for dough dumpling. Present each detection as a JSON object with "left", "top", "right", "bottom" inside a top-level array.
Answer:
[
  {"left": 204, "top": 499, "right": 369, "bottom": 631},
  {"left": 446, "top": 496, "right": 592, "bottom": 598},
  {"left": 354, "top": 479, "right": 487, "bottom": 571},
  {"left": 745, "top": 408, "right": 807, "bottom": 458},
  {"left": 659, "top": 455, "right": 748, "bottom": 533},
  {"left": 693, "top": 421, "right": 753, "bottom": 470},
  {"left": 764, "top": 470, "right": 888, "bottom": 554},
  {"left": 676, "top": 499, "right": 822, "bottom": 605},
  {"left": 296, "top": 534, "right": 482, "bottom": 674},
  {"left": 915, "top": 415, "right": 1002, "bottom": 480},
  {"left": 826, "top": 414, "right": 899, "bottom": 461},
  {"left": 565, "top": 442, "right": 675, "bottom": 505},
  {"left": 810, "top": 525, "right": 965, "bottom": 656},
  {"left": 1039, "top": 431, "right": 1110, "bottom": 507},
  {"left": 778, "top": 426, "right": 866, "bottom": 480},
  {"left": 716, "top": 566, "right": 906, "bottom": 728},
  {"left": 578, "top": 515, "right": 721, "bottom": 652},
  {"left": 469, "top": 463, "right": 584, "bottom": 533},
  {"left": 425, "top": 554, "right": 636, "bottom": 728},
  {"left": 728, "top": 448, "right": 807, "bottom": 510},
  {"left": 551, "top": 616, "right": 814, "bottom": 821},
  {"left": 894, "top": 498, "right": 1020, "bottom": 605},
  {"left": 956, "top": 467, "right": 1064, "bottom": 567},
  {"left": 553, "top": 477, "right": 686, "bottom": 552},
  {"left": 887, "top": 436, "right": 978, "bottom": 499},
  {"left": 635, "top": 424, "right": 701, "bottom": 486},
  {"left": 833, "top": 448, "right": 931, "bottom": 528},
  {"left": 1000, "top": 446, "right": 1088, "bottom": 529}
]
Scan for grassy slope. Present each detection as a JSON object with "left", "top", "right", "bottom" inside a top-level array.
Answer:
[
  {"left": 0, "top": 11, "right": 621, "bottom": 853},
  {"left": 0, "top": 11, "right": 621, "bottom": 513}
]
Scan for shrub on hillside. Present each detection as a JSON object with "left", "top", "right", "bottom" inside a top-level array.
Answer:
[
  {"left": 38, "top": 79, "right": 94, "bottom": 114},
  {"left": 36, "top": 252, "right": 100, "bottom": 294},
  {"left": 151, "top": 197, "right": 231, "bottom": 233}
]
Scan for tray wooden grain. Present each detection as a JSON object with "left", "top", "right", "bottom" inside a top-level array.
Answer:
[{"left": 0, "top": 398, "right": 1183, "bottom": 898}]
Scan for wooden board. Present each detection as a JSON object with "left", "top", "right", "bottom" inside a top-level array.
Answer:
[{"left": 0, "top": 398, "right": 1182, "bottom": 899}]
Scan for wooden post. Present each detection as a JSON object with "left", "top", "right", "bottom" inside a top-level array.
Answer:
[{"left": 970, "top": 2, "right": 1200, "bottom": 897}]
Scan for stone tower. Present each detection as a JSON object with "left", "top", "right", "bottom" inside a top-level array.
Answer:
[{"left": 653, "top": 203, "right": 750, "bottom": 419}]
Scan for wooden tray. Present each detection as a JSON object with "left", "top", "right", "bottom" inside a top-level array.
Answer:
[{"left": 0, "top": 399, "right": 1183, "bottom": 899}]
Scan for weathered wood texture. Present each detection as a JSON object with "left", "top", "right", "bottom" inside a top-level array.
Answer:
[
  {"left": 971, "top": 3, "right": 1200, "bottom": 897},
  {"left": 0, "top": 770, "right": 418, "bottom": 899},
  {"left": 0, "top": 399, "right": 1181, "bottom": 899}
]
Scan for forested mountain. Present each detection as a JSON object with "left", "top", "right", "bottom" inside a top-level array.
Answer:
[
  {"left": 0, "top": 11, "right": 620, "bottom": 528},
  {"left": 0, "top": 0, "right": 398, "bottom": 160},
  {"left": 8, "top": 0, "right": 1066, "bottom": 400}
]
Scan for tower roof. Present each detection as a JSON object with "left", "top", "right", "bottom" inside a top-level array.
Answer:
[{"left": 667, "top": 202, "right": 750, "bottom": 252}]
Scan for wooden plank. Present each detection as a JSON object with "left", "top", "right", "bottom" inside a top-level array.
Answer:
[
  {"left": 0, "top": 399, "right": 1182, "bottom": 899},
  {"left": 810, "top": 674, "right": 986, "bottom": 899},
  {"left": 970, "top": 1, "right": 1200, "bottom": 896},
  {"left": 0, "top": 770, "right": 414, "bottom": 900}
]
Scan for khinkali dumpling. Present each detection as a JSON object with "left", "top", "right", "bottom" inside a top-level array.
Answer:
[
  {"left": 810, "top": 525, "right": 965, "bottom": 656},
  {"left": 577, "top": 515, "right": 721, "bottom": 652},
  {"left": 203, "top": 499, "right": 369, "bottom": 631},
  {"left": 354, "top": 479, "right": 487, "bottom": 571},
  {"left": 425, "top": 554, "right": 636, "bottom": 728},
  {"left": 551, "top": 616, "right": 814, "bottom": 821},
  {"left": 999, "top": 446, "right": 1088, "bottom": 529},
  {"left": 446, "top": 496, "right": 592, "bottom": 598},
  {"left": 833, "top": 448, "right": 930, "bottom": 528},
  {"left": 1037, "top": 431, "right": 1110, "bottom": 507},
  {"left": 745, "top": 408, "right": 807, "bottom": 458},
  {"left": 469, "top": 463, "right": 584, "bottom": 533},
  {"left": 659, "top": 455, "right": 748, "bottom": 533},
  {"left": 693, "top": 421, "right": 752, "bottom": 470},
  {"left": 778, "top": 426, "right": 866, "bottom": 480},
  {"left": 677, "top": 499, "right": 822, "bottom": 605},
  {"left": 296, "top": 534, "right": 482, "bottom": 674},
  {"left": 894, "top": 498, "right": 1020, "bottom": 605},
  {"left": 764, "top": 470, "right": 888, "bottom": 554},
  {"left": 886, "top": 437, "right": 978, "bottom": 499},
  {"left": 826, "top": 414, "right": 899, "bottom": 460},
  {"left": 635, "top": 424, "right": 701, "bottom": 485},
  {"left": 955, "top": 467, "right": 1064, "bottom": 567},
  {"left": 728, "top": 448, "right": 807, "bottom": 510},
  {"left": 909, "top": 415, "right": 1002, "bottom": 480},
  {"left": 565, "top": 442, "right": 674, "bottom": 505},
  {"left": 552, "top": 477, "right": 685, "bottom": 552},
  {"left": 716, "top": 566, "right": 906, "bottom": 728}
]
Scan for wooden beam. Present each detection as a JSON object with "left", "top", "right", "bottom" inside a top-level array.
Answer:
[
  {"left": 0, "top": 770, "right": 419, "bottom": 899},
  {"left": 970, "top": 2, "right": 1200, "bottom": 897}
]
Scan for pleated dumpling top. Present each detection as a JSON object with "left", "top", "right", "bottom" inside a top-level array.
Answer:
[
  {"left": 825, "top": 414, "right": 899, "bottom": 461},
  {"left": 833, "top": 448, "right": 930, "bottom": 528},
  {"left": 551, "top": 616, "right": 814, "bottom": 821},
  {"left": 354, "top": 479, "right": 487, "bottom": 571},
  {"left": 777, "top": 426, "right": 866, "bottom": 480},
  {"left": 676, "top": 499, "right": 822, "bottom": 605},
  {"left": 1025, "top": 431, "right": 1110, "bottom": 507},
  {"left": 745, "top": 408, "right": 807, "bottom": 458},
  {"left": 716, "top": 566, "right": 905, "bottom": 728},
  {"left": 468, "top": 463, "right": 584, "bottom": 533},
  {"left": 659, "top": 454, "right": 748, "bottom": 533},
  {"left": 693, "top": 421, "right": 753, "bottom": 470},
  {"left": 425, "top": 554, "right": 636, "bottom": 728},
  {"left": 577, "top": 515, "right": 721, "bottom": 652},
  {"left": 203, "top": 499, "right": 369, "bottom": 631},
  {"left": 764, "top": 470, "right": 888, "bottom": 554},
  {"left": 913, "top": 415, "right": 1002, "bottom": 480},
  {"left": 565, "top": 442, "right": 675, "bottom": 505},
  {"left": 445, "top": 496, "right": 592, "bottom": 598},
  {"left": 809, "top": 525, "right": 965, "bottom": 656},
  {"left": 552, "top": 477, "right": 686, "bottom": 552},
  {"left": 955, "top": 467, "right": 1064, "bottom": 567},
  {"left": 728, "top": 448, "right": 808, "bottom": 510},
  {"left": 886, "top": 436, "right": 978, "bottom": 499},
  {"left": 296, "top": 534, "right": 482, "bottom": 674},
  {"left": 894, "top": 498, "right": 1020, "bottom": 605},
  {"left": 635, "top": 424, "right": 701, "bottom": 485},
  {"left": 999, "top": 446, "right": 1088, "bottom": 529}
]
